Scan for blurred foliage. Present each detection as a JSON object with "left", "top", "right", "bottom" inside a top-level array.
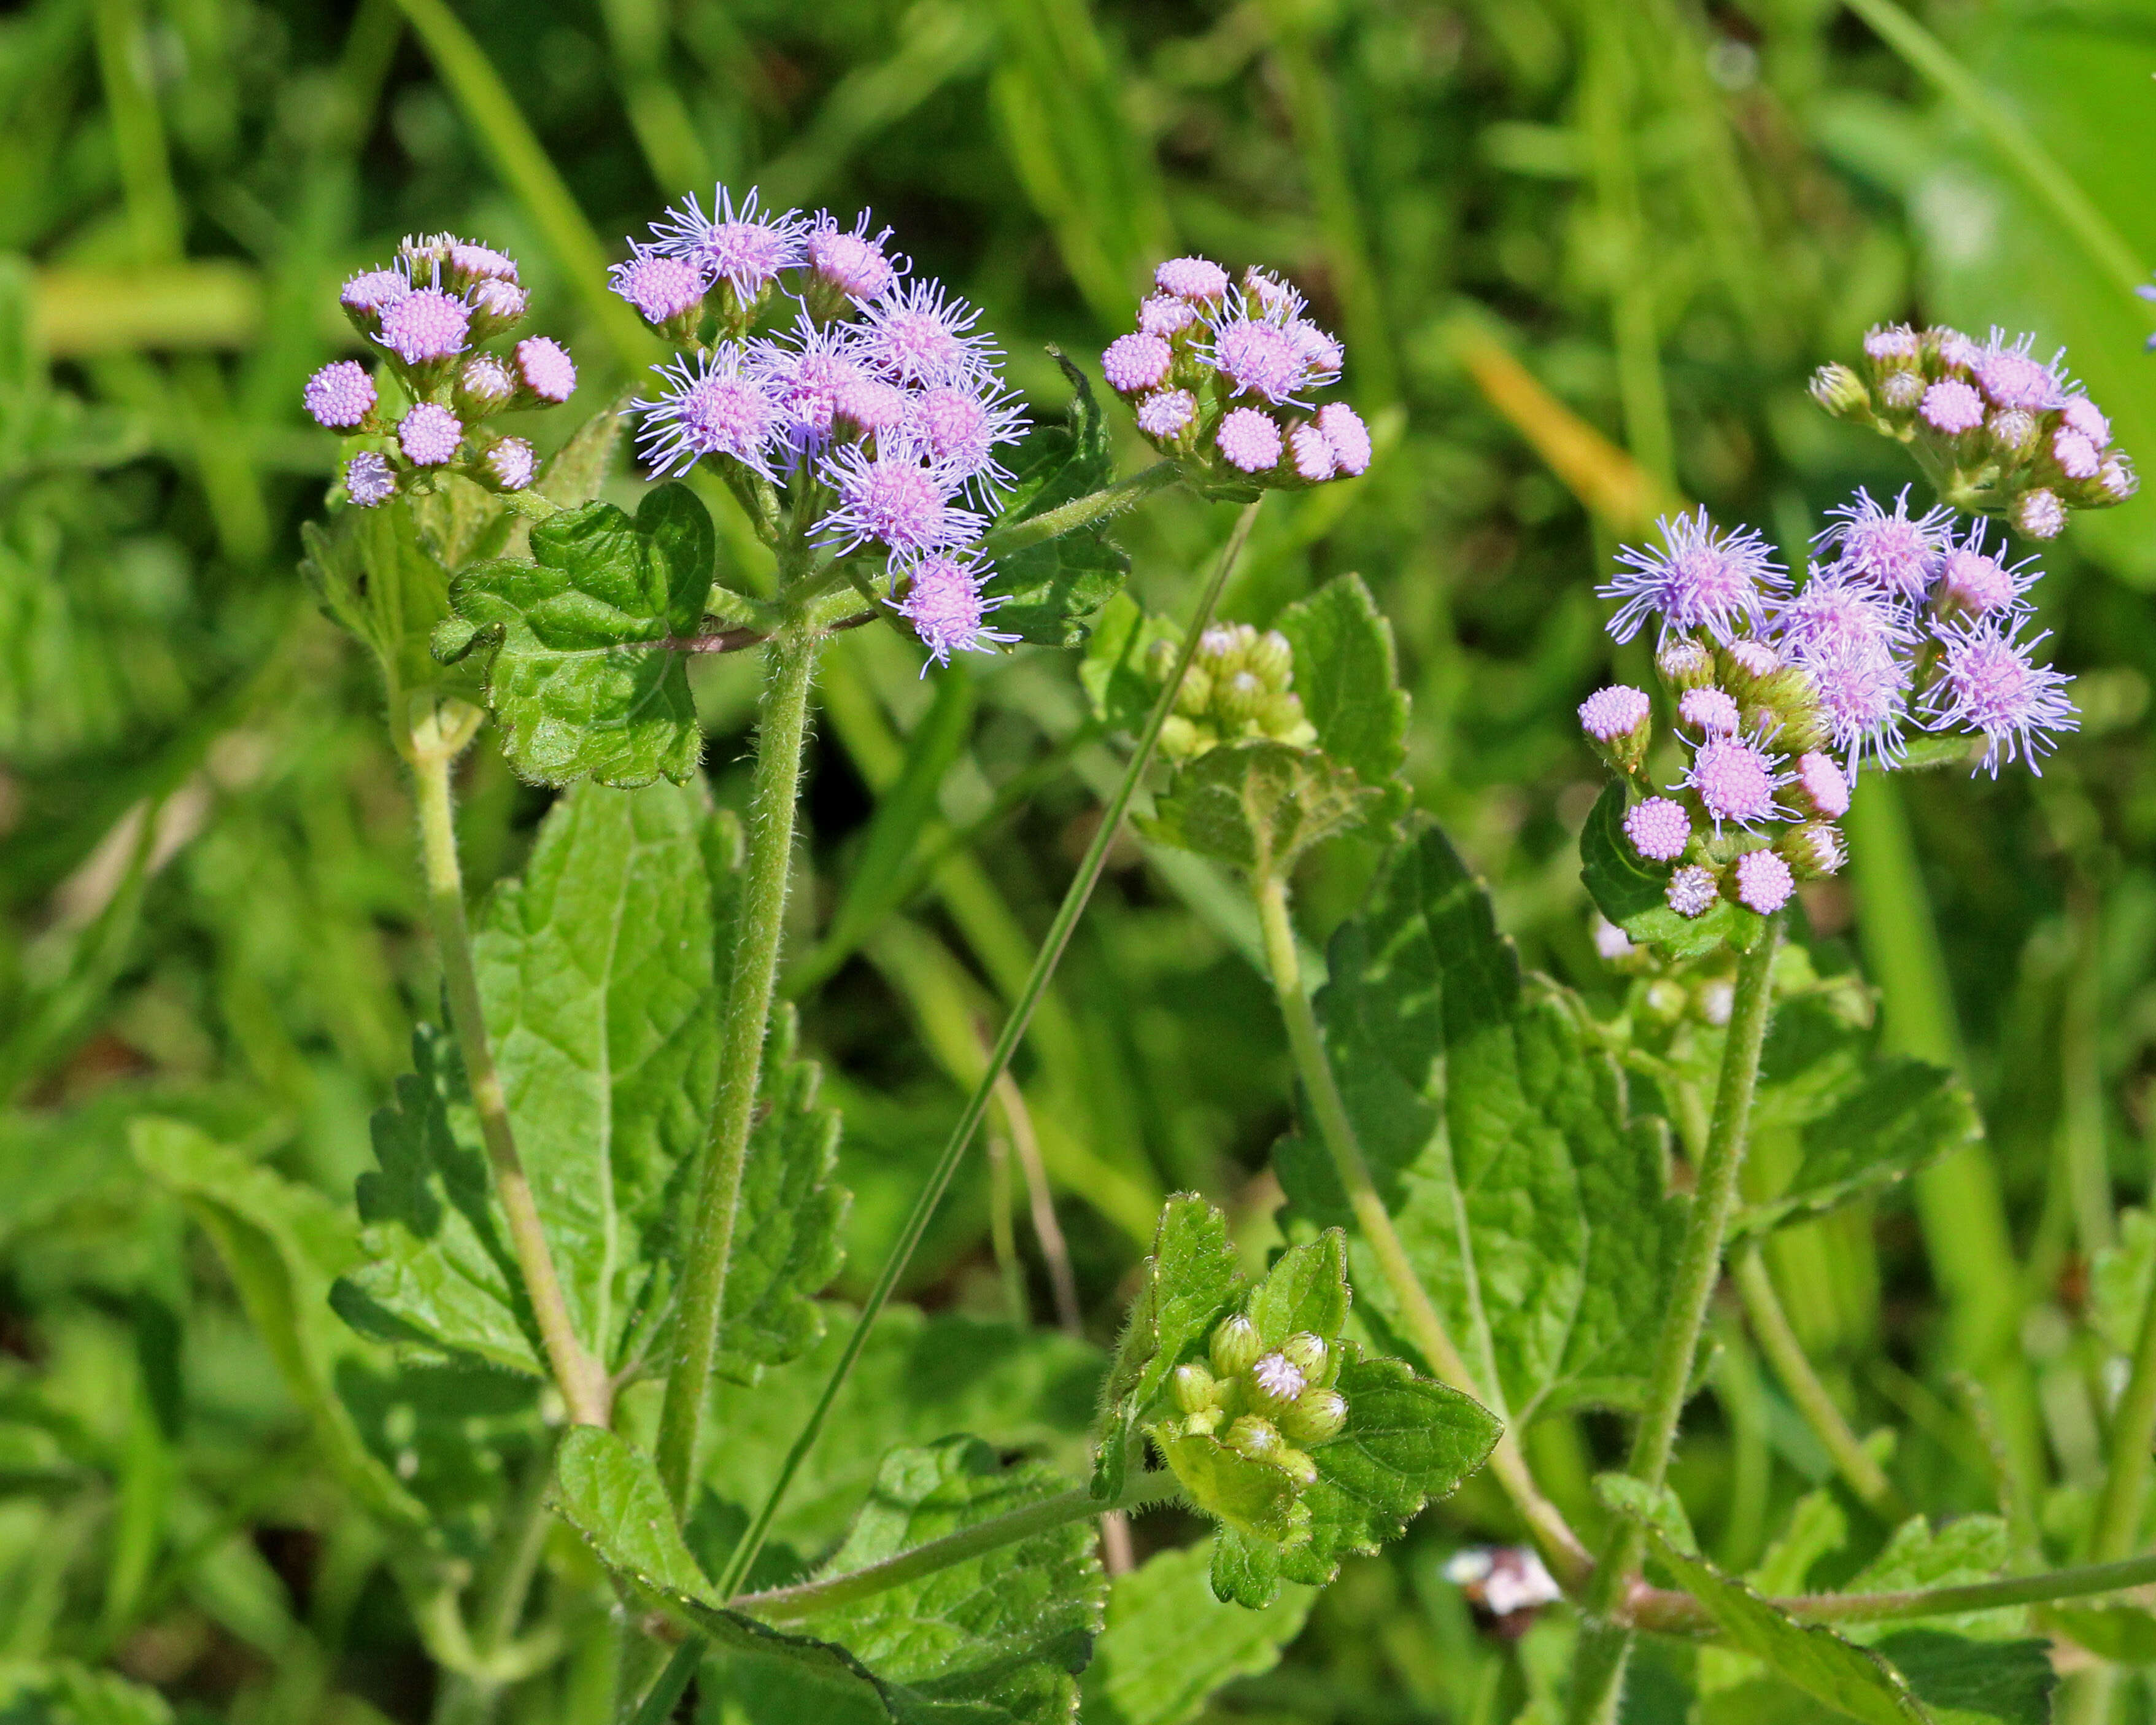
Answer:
[{"left": 5, "top": 0, "right": 2156, "bottom": 1719}]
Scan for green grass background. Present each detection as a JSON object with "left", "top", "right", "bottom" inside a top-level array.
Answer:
[{"left": 6, "top": 0, "right": 2156, "bottom": 1718}]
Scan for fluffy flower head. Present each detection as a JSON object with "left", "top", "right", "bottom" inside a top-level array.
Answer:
[
  {"left": 1156, "top": 257, "right": 1231, "bottom": 301},
  {"left": 652, "top": 186, "right": 806, "bottom": 293},
  {"left": 1667, "top": 865, "right": 1719, "bottom": 918},
  {"left": 1102, "top": 333, "right": 1173, "bottom": 393},
  {"left": 818, "top": 446, "right": 984, "bottom": 555},
  {"left": 1216, "top": 406, "right": 1282, "bottom": 473},
  {"left": 515, "top": 337, "right": 577, "bottom": 403},
  {"left": 1685, "top": 732, "right": 1788, "bottom": 831},
  {"left": 610, "top": 247, "right": 707, "bottom": 325},
  {"left": 1920, "top": 379, "right": 1985, "bottom": 435},
  {"left": 304, "top": 361, "right": 376, "bottom": 428},
  {"left": 1923, "top": 619, "right": 2078, "bottom": 777},
  {"left": 1625, "top": 797, "right": 1692, "bottom": 862},
  {"left": 633, "top": 347, "right": 782, "bottom": 479},
  {"left": 1137, "top": 389, "right": 1196, "bottom": 440},
  {"left": 1973, "top": 330, "right": 2066, "bottom": 411},
  {"left": 891, "top": 550, "right": 1019, "bottom": 668},
  {"left": 856, "top": 280, "right": 997, "bottom": 386},
  {"left": 345, "top": 451, "right": 396, "bottom": 507},
  {"left": 1734, "top": 849, "right": 1795, "bottom": 915},
  {"left": 806, "top": 211, "right": 899, "bottom": 301},
  {"left": 398, "top": 402, "right": 463, "bottom": 466},
  {"left": 1578, "top": 684, "right": 1650, "bottom": 742},
  {"left": 1316, "top": 402, "right": 1371, "bottom": 476},
  {"left": 1679, "top": 688, "right": 1741, "bottom": 735},
  {"left": 484, "top": 437, "right": 536, "bottom": 490},
  {"left": 1602, "top": 509, "right": 1787, "bottom": 645},
  {"left": 377, "top": 289, "right": 471, "bottom": 365},
  {"left": 1795, "top": 751, "right": 1850, "bottom": 818},
  {"left": 1818, "top": 487, "right": 1952, "bottom": 603}
]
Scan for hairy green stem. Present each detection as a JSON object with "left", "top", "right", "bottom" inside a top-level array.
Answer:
[
  {"left": 707, "top": 500, "right": 1262, "bottom": 1604},
  {"left": 1570, "top": 919, "right": 1780, "bottom": 1725},
  {"left": 1630, "top": 1547, "right": 2156, "bottom": 1635},
  {"left": 979, "top": 461, "right": 1178, "bottom": 558},
  {"left": 407, "top": 716, "right": 611, "bottom": 1428},
  {"left": 657, "top": 626, "right": 821, "bottom": 1511},
  {"left": 735, "top": 1470, "right": 1185, "bottom": 1624},
  {"left": 1733, "top": 1245, "right": 1905, "bottom": 1521},
  {"left": 1251, "top": 869, "right": 1591, "bottom": 1590}
]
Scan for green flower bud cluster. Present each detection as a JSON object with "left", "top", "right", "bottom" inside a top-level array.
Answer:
[
  {"left": 1161, "top": 1314, "right": 1348, "bottom": 1489},
  {"left": 1810, "top": 324, "right": 2135, "bottom": 535},
  {"left": 1146, "top": 624, "right": 1319, "bottom": 761}
]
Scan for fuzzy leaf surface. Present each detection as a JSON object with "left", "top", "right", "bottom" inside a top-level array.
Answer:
[
  {"left": 1611, "top": 1487, "right": 1932, "bottom": 1725},
  {"left": 1734, "top": 997, "right": 1982, "bottom": 1238},
  {"left": 1140, "top": 741, "right": 1379, "bottom": 875},
  {"left": 983, "top": 352, "right": 1129, "bottom": 646},
  {"left": 1092, "top": 1194, "right": 1242, "bottom": 1501},
  {"left": 1080, "top": 1541, "right": 1315, "bottom": 1725},
  {"left": 449, "top": 483, "right": 711, "bottom": 786},
  {"left": 1278, "top": 819, "right": 1686, "bottom": 1425},
  {"left": 1273, "top": 573, "right": 1409, "bottom": 818},
  {"left": 1873, "top": 1633, "right": 2055, "bottom": 1725}
]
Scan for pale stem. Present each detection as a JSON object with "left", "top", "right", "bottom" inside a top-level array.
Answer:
[
  {"left": 703, "top": 499, "right": 1265, "bottom": 1607},
  {"left": 1569, "top": 918, "right": 1781, "bottom": 1725},
  {"left": 655, "top": 625, "right": 821, "bottom": 1511},
  {"left": 986, "top": 1125, "right": 1027, "bottom": 1325},
  {"left": 1733, "top": 1244, "right": 1906, "bottom": 1521},
  {"left": 978, "top": 460, "right": 1180, "bottom": 558},
  {"left": 406, "top": 720, "right": 610, "bottom": 1428},
  {"left": 996, "top": 1072, "right": 1082, "bottom": 1335},
  {"left": 1250, "top": 869, "right": 1591, "bottom": 1591}
]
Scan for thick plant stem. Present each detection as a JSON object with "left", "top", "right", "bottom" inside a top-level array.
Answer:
[
  {"left": 1733, "top": 1246, "right": 1905, "bottom": 1520},
  {"left": 707, "top": 501, "right": 1263, "bottom": 1605},
  {"left": 408, "top": 724, "right": 610, "bottom": 1428},
  {"left": 1569, "top": 919, "right": 1780, "bottom": 1725},
  {"left": 1251, "top": 870, "right": 1591, "bottom": 1589},
  {"left": 657, "top": 627, "right": 820, "bottom": 1511}
]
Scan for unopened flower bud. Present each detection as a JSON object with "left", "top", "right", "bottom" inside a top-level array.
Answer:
[
  {"left": 1779, "top": 822, "right": 1847, "bottom": 880},
  {"left": 1988, "top": 409, "right": 2039, "bottom": 460},
  {"left": 1249, "top": 629, "right": 1294, "bottom": 686},
  {"left": 1158, "top": 715, "right": 1204, "bottom": 759},
  {"left": 1656, "top": 637, "right": 1715, "bottom": 691},
  {"left": 1643, "top": 979, "right": 1688, "bottom": 1023},
  {"left": 1261, "top": 690, "right": 1316, "bottom": 746},
  {"left": 1280, "top": 1332, "right": 1332, "bottom": 1386},
  {"left": 1224, "top": 1414, "right": 1283, "bottom": 1462},
  {"left": 1196, "top": 626, "right": 1241, "bottom": 670},
  {"left": 1793, "top": 751, "right": 1852, "bottom": 820},
  {"left": 1578, "top": 684, "right": 1652, "bottom": 772},
  {"left": 1809, "top": 362, "right": 1871, "bottom": 421},
  {"left": 2014, "top": 487, "right": 2066, "bottom": 539},
  {"left": 1275, "top": 1444, "right": 1319, "bottom": 1486},
  {"left": 1878, "top": 371, "right": 1922, "bottom": 411},
  {"left": 1281, "top": 1387, "right": 1348, "bottom": 1444},
  {"left": 1173, "top": 1360, "right": 1221, "bottom": 1415},
  {"left": 1211, "top": 1314, "right": 1262, "bottom": 1378},
  {"left": 1219, "top": 670, "right": 1265, "bottom": 725},
  {"left": 1173, "top": 667, "right": 1213, "bottom": 718}
]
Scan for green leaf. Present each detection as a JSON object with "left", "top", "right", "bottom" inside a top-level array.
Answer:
[
  {"left": 1093, "top": 1195, "right": 1243, "bottom": 1500},
  {"left": 2091, "top": 1208, "right": 2156, "bottom": 1357},
  {"left": 476, "top": 777, "right": 771, "bottom": 1375},
  {"left": 1272, "top": 573, "right": 1410, "bottom": 818},
  {"left": 782, "top": 1436, "right": 1107, "bottom": 1725},
  {"left": 1078, "top": 591, "right": 1178, "bottom": 736},
  {"left": 1277, "top": 820, "right": 1688, "bottom": 1425},
  {"left": 536, "top": 389, "right": 630, "bottom": 508},
  {"left": 715, "top": 1003, "right": 848, "bottom": 1384},
  {"left": 449, "top": 483, "right": 713, "bottom": 787},
  {"left": 332, "top": 1024, "right": 544, "bottom": 1376},
  {"left": 1244, "top": 1231, "right": 1351, "bottom": 1351},
  {"left": 1733, "top": 998, "right": 1981, "bottom": 1238},
  {"left": 129, "top": 1119, "right": 422, "bottom": 1529},
  {"left": 1205, "top": 1352, "right": 1501, "bottom": 1607},
  {"left": 1157, "top": 1432, "right": 1310, "bottom": 1546},
  {"left": 1874, "top": 1633, "right": 2056, "bottom": 1725},
  {"left": 1839, "top": 1518, "right": 2022, "bottom": 1643},
  {"left": 1596, "top": 1471, "right": 1699, "bottom": 1554},
  {"left": 981, "top": 351, "right": 1130, "bottom": 647},
  {"left": 1610, "top": 1490, "right": 1932, "bottom": 1725},
  {"left": 1580, "top": 781, "right": 1755, "bottom": 960},
  {"left": 1140, "top": 740, "right": 1381, "bottom": 877},
  {"left": 2046, "top": 1605, "right": 2156, "bottom": 1664},
  {"left": 300, "top": 503, "right": 474, "bottom": 707},
  {"left": 706, "top": 1305, "right": 1105, "bottom": 1557},
  {"left": 558, "top": 1428, "right": 1101, "bottom": 1725},
  {"left": 1080, "top": 1540, "right": 1315, "bottom": 1725}
]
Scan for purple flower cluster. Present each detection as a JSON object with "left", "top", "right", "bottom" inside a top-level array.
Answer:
[
  {"left": 1582, "top": 481, "right": 2082, "bottom": 923},
  {"left": 616, "top": 186, "right": 1028, "bottom": 668},
  {"left": 1812, "top": 324, "right": 2133, "bottom": 535},
  {"left": 1101, "top": 259, "right": 1372, "bottom": 492},
  {"left": 311, "top": 233, "right": 576, "bottom": 508}
]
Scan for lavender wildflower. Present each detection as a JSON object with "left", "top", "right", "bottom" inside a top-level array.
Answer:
[
  {"left": 377, "top": 289, "right": 472, "bottom": 366},
  {"left": 457, "top": 355, "right": 517, "bottom": 414},
  {"left": 1919, "top": 379, "right": 1986, "bottom": 435},
  {"left": 817, "top": 446, "right": 984, "bottom": 556},
  {"left": 1216, "top": 407, "right": 1283, "bottom": 474},
  {"left": 891, "top": 551, "right": 1020, "bottom": 668},
  {"left": 1937, "top": 524, "right": 2034, "bottom": 616},
  {"left": 1973, "top": 330, "right": 2067, "bottom": 411},
  {"left": 1817, "top": 487, "right": 1952, "bottom": 604},
  {"left": 304, "top": 361, "right": 376, "bottom": 429},
  {"left": 755, "top": 314, "right": 867, "bottom": 449},
  {"left": 2013, "top": 488, "right": 2066, "bottom": 539},
  {"left": 833, "top": 375, "right": 911, "bottom": 437},
  {"left": 344, "top": 451, "right": 396, "bottom": 508},
  {"left": 1793, "top": 751, "right": 1851, "bottom": 820},
  {"left": 1602, "top": 509, "right": 1788, "bottom": 645},
  {"left": 511, "top": 338, "right": 575, "bottom": 405},
  {"left": 806, "top": 210, "right": 900, "bottom": 303},
  {"left": 397, "top": 403, "right": 463, "bottom": 467},
  {"left": 1685, "top": 732, "right": 1788, "bottom": 832},
  {"left": 1288, "top": 423, "right": 1336, "bottom": 483},
  {"left": 1205, "top": 308, "right": 1312, "bottom": 405},
  {"left": 1923, "top": 619, "right": 2078, "bottom": 776},
  {"left": 1578, "top": 684, "right": 1651, "bottom": 742},
  {"left": 483, "top": 437, "right": 537, "bottom": 492},
  {"left": 1804, "top": 637, "right": 1911, "bottom": 775},
  {"left": 1102, "top": 332, "right": 1175, "bottom": 394},
  {"left": 1625, "top": 797, "right": 1692, "bottom": 862},
  {"left": 856, "top": 279, "right": 998, "bottom": 386},
  {"left": 1138, "top": 389, "right": 1197, "bottom": 440},
  {"left": 1317, "top": 402, "right": 1372, "bottom": 476},
  {"left": 1156, "top": 257, "right": 1231, "bottom": 302},
  {"left": 898, "top": 382, "right": 1028, "bottom": 506},
  {"left": 610, "top": 247, "right": 708, "bottom": 327},
  {"left": 1679, "top": 688, "right": 1741, "bottom": 735},
  {"left": 1139, "top": 295, "right": 1197, "bottom": 337},
  {"left": 653, "top": 185, "right": 806, "bottom": 298},
  {"left": 1667, "top": 865, "right": 1720, "bottom": 918},
  {"left": 2062, "top": 396, "right": 2111, "bottom": 446},
  {"left": 1734, "top": 848, "right": 1795, "bottom": 915},
  {"left": 634, "top": 347, "right": 783, "bottom": 479},
  {"left": 341, "top": 269, "right": 408, "bottom": 318},
  {"left": 447, "top": 239, "right": 517, "bottom": 283}
]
